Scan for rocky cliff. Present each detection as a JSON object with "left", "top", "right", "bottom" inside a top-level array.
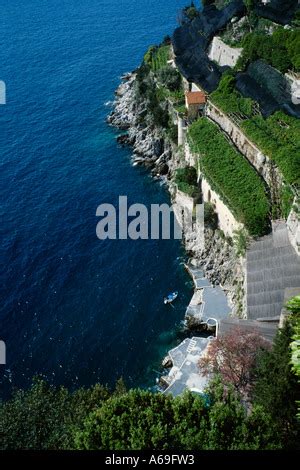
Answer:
[{"left": 108, "top": 70, "right": 245, "bottom": 318}]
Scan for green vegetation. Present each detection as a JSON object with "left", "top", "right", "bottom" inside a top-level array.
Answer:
[
  {"left": 210, "top": 73, "right": 256, "bottom": 116},
  {"left": 210, "top": 76, "right": 300, "bottom": 186},
  {"left": 174, "top": 166, "right": 200, "bottom": 198},
  {"left": 179, "top": 1, "right": 200, "bottom": 24},
  {"left": 144, "top": 44, "right": 170, "bottom": 72},
  {"left": 0, "top": 379, "right": 288, "bottom": 450},
  {"left": 135, "top": 65, "right": 170, "bottom": 129},
  {"left": 157, "top": 66, "right": 182, "bottom": 92},
  {"left": 237, "top": 28, "right": 300, "bottom": 73},
  {"left": 0, "top": 319, "right": 299, "bottom": 450},
  {"left": 204, "top": 202, "right": 218, "bottom": 230},
  {"left": 285, "top": 295, "right": 300, "bottom": 419},
  {"left": 188, "top": 118, "right": 270, "bottom": 236},
  {"left": 252, "top": 322, "right": 300, "bottom": 448},
  {"left": 241, "top": 112, "right": 300, "bottom": 185},
  {"left": 76, "top": 384, "right": 277, "bottom": 451},
  {"left": 1, "top": 323, "right": 299, "bottom": 450},
  {"left": 137, "top": 43, "right": 185, "bottom": 130},
  {"left": 233, "top": 229, "right": 249, "bottom": 257},
  {"left": 280, "top": 184, "right": 294, "bottom": 219},
  {"left": 0, "top": 378, "right": 113, "bottom": 450}
]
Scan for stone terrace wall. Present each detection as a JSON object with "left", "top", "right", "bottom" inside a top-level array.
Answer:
[
  {"left": 206, "top": 101, "right": 283, "bottom": 191},
  {"left": 208, "top": 37, "right": 243, "bottom": 68},
  {"left": 201, "top": 176, "right": 243, "bottom": 238}
]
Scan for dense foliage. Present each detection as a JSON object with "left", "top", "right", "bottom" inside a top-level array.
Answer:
[
  {"left": 241, "top": 112, "right": 300, "bottom": 185},
  {"left": 210, "top": 73, "right": 256, "bottom": 116},
  {"left": 252, "top": 322, "right": 300, "bottom": 448},
  {"left": 188, "top": 118, "right": 270, "bottom": 236},
  {"left": 285, "top": 295, "right": 300, "bottom": 418},
  {"left": 0, "top": 322, "right": 299, "bottom": 450},
  {"left": 204, "top": 202, "right": 218, "bottom": 230},
  {"left": 237, "top": 28, "right": 300, "bottom": 73},
  {"left": 174, "top": 166, "right": 200, "bottom": 198},
  {"left": 210, "top": 76, "right": 300, "bottom": 186},
  {"left": 75, "top": 385, "right": 280, "bottom": 450},
  {"left": 144, "top": 44, "right": 170, "bottom": 72},
  {"left": 199, "top": 327, "right": 270, "bottom": 398},
  {"left": 0, "top": 379, "right": 113, "bottom": 450},
  {"left": 135, "top": 65, "right": 170, "bottom": 129},
  {"left": 156, "top": 66, "right": 182, "bottom": 92}
]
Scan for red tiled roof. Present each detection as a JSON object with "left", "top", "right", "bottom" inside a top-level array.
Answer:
[{"left": 186, "top": 91, "right": 206, "bottom": 105}]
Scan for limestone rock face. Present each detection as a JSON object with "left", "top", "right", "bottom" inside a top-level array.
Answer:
[{"left": 107, "top": 74, "right": 173, "bottom": 176}]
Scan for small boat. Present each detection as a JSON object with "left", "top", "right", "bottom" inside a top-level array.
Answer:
[{"left": 164, "top": 291, "right": 178, "bottom": 305}]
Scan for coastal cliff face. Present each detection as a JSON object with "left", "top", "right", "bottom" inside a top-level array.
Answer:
[
  {"left": 108, "top": 73, "right": 173, "bottom": 176},
  {"left": 108, "top": 72, "right": 246, "bottom": 318}
]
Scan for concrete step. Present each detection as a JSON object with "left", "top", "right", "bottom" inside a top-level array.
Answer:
[
  {"left": 247, "top": 276, "right": 300, "bottom": 295},
  {"left": 247, "top": 290, "right": 283, "bottom": 307},
  {"left": 247, "top": 302, "right": 283, "bottom": 319},
  {"left": 246, "top": 246, "right": 294, "bottom": 262},
  {"left": 247, "top": 265, "right": 300, "bottom": 282},
  {"left": 249, "top": 237, "right": 274, "bottom": 252},
  {"left": 246, "top": 253, "right": 298, "bottom": 271}
]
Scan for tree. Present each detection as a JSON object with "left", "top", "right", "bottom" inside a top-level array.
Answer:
[
  {"left": 252, "top": 322, "right": 300, "bottom": 448},
  {"left": 157, "top": 66, "right": 182, "bottom": 92},
  {"left": 198, "top": 327, "right": 271, "bottom": 398},
  {"left": 285, "top": 295, "right": 300, "bottom": 419},
  {"left": 0, "top": 378, "right": 112, "bottom": 450},
  {"left": 75, "top": 389, "right": 209, "bottom": 450}
]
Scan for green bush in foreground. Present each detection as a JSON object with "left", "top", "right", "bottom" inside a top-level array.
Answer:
[
  {"left": 252, "top": 321, "right": 300, "bottom": 448},
  {"left": 0, "top": 322, "right": 299, "bottom": 450},
  {"left": 75, "top": 385, "right": 279, "bottom": 450},
  {"left": 188, "top": 118, "right": 270, "bottom": 236}
]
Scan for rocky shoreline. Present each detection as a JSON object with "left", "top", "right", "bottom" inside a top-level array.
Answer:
[
  {"left": 107, "top": 72, "right": 245, "bottom": 320},
  {"left": 107, "top": 73, "right": 173, "bottom": 177}
]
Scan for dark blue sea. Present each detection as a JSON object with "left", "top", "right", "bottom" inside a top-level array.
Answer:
[{"left": 0, "top": 0, "right": 194, "bottom": 396}]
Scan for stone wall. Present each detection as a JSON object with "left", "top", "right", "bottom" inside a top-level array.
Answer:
[
  {"left": 287, "top": 199, "right": 300, "bottom": 256},
  {"left": 172, "top": 187, "right": 204, "bottom": 254},
  {"left": 201, "top": 176, "right": 244, "bottom": 238},
  {"left": 208, "top": 36, "right": 243, "bottom": 68},
  {"left": 285, "top": 72, "right": 300, "bottom": 106},
  {"left": 206, "top": 101, "right": 283, "bottom": 192},
  {"left": 183, "top": 142, "right": 244, "bottom": 237}
]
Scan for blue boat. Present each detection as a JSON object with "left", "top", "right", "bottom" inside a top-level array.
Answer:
[{"left": 164, "top": 291, "right": 178, "bottom": 305}]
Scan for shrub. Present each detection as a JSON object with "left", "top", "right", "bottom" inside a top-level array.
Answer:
[
  {"left": 210, "top": 74, "right": 255, "bottom": 116},
  {"left": 174, "top": 167, "right": 200, "bottom": 198},
  {"left": 204, "top": 202, "right": 218, "bottom": 230},
  {"left": 252, "top": 322, "right": 300, "bottom": 448},
  {"left": 236, "top": 28, "right": 300, "bottom": 73},
  {"left": 233, "top": 229, "right": 249, "bottom": 257},
  {"left": 157, "top": 66, "right": 182, "bottom": 92},
  {"left": 199, "top": 327, "right": 270, "bottom": 399},
  {"left": 188, "top": 118, "right": 270, "bottom": 236}
]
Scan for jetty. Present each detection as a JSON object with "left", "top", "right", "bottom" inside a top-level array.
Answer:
[{"left": 162, "top": 336, "right": 212, "bottom": 397}]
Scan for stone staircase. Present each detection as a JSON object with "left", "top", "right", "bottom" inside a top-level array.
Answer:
[
  {"left": 187, "top": 338, "right": 197, "bottom": 353},
  {"left": 246, "top": 221, "right": 300, "bottom": 320}
]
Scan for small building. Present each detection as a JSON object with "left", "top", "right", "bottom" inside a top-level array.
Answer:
[{"left": 185, "top": 91, "right": 206, "bottom": 120}]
